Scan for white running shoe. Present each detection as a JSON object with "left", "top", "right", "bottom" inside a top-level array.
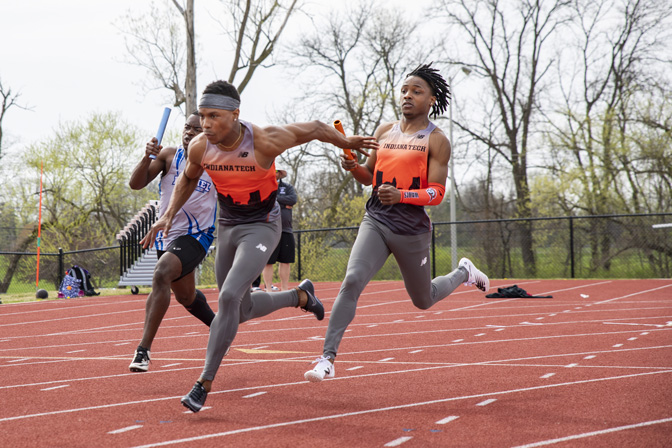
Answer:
[
  {"left": 459, "top": 258, "right": 490, "bottom": 292},
  {"left": 305, "top": 356, "right": 335, "bottom": 382},
  {"left": 129, "top": 347, "right": 150, "bottom": 372}
]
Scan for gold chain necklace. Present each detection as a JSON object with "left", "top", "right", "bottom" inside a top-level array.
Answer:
[{"left": 217, "top": 124, "right": 243, "bottom": 150}]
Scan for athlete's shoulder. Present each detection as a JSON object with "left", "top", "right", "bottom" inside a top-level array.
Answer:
[
  {"left": 428, "top": 125, "right": 451, "bottom": 159},
  {"left": 374, "top": 121, "right": 397, "bottom": 141},
  {"left": 187, "top": 134, "right": 208, "bottom": 161}
]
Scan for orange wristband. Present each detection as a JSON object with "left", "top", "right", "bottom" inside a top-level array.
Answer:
[{"left": 398, "top": 182, "right": 445, "bottom": 206}]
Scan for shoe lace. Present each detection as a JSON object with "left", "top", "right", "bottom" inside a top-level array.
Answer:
[
  {"left": 310, "top": 356, "right": 330, "bottom": 364},
  {"left": 191, "top": 383, "right": 206, "bottom": 400}
]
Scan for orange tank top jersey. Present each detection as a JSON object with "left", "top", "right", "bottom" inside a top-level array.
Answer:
[
  {"left": 366, "top": 121, "right": 436, "bottom": 235},
  {"left": 200, "top": 120, "right": 280, "bottom": 225}
]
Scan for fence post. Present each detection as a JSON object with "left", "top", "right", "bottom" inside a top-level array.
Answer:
[
  {"left": 58, "top": 247, "right": 64, "bottom": 288},
  {"left": 569, "top": 217, "right": 575, "bottom": 279},
  {"left": 431, "top": 226, "right": 436, "bottom": 279},
  {"left": 297, "top": 232, "right": 302, "bottom": 280}
]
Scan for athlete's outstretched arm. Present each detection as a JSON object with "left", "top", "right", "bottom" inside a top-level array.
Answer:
[{"left": 255, "top": 121, "right": 378, "bottom": 165}]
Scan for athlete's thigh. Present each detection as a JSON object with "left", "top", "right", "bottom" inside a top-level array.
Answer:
[
  {"left": 214, "top": 225, "right": 238, "bottom": 290},
  {"left": 170, "top": 270, "right": 196, "bottom": 300},
  {"left": 155, "top": 250, "right": 183, "bottom": 280},
  {"left": 221, "top": 221, "right": 281, "bottom": 299},
  {"left": 388, "top": 230, "right": 432, "bottom": 298},
  {"left": 346, "top": 215, "right": 391, "bottom": 276}
]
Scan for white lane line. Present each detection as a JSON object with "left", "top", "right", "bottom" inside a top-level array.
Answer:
[
  {"left": 436, "top": 416, "right": 460, "bottom": 424},
  {"left": 512, "top": 417, "right": 672, "bottom": 447},
  {"left": 565, "top": 363, "right": 579, "bottom": 368},
  {"left": 408, "top": 350, "right": 423, "bottom": 354},
  {"left": 627, "top": 337, "right": 638, "bottom": 341},
  {"left": 476, "top": 399, "right": 497, "bottom": 406},
  {"left": 593, "top": 284, "right": 672, "bottom": 305},
  {"left": 7, "top": 358, "right": 31, "bottom": 363},
  {"left": 5, "top": 369, "right": 671, "bottom": 432},
  {"left": 520, "top": 322, "right": 543, "bottom": 326},
  {"left": 161, "top": 363, "right": 182, "bottom": 368},
  {"left": 66, "top": 350, "right": 86, "bottom": 354},
  {"left": 108, "top": 425, "right": 143, "bottom": 434},
  {"left": 384, "top": 436, "right": 413, "bottom": 446},
  {"left": 252, "top": 346, "right": 269, "bottom": 350},
  {"left": 536, "top": 317, "right": 545, "bottom": 320},
  {"left": 243, "top": 392, "right": 267, "bottom": 399},
  {"left": 494, "top": 328, "right": 505, "bottom": 332},
  {"left": 613, "top": 344, "right": 623, "bottom": 348},
  {"left": 379, "top": 358, "right": 395, "bottom": 362},
  {"left": 641, "top": 332, "right": 650, "bottom": 335},
  {"left": 452, "top": 339, "right": 464, "bottom": 343},
  {"left": 114, "top": 342, "right": 131, "bottom": 346},
  {"left": 603, "top": 322, "right": 667, "bottom": 328},
  {"left": 346, "top": 366, "right": 364, "bottom": 371},
  {"left": 584, "top": 355, "right": 596, "bottom": 360},
  {"left": 41, "top": 385, "right": 70, "bottom": 391},
  {"left": 367, "top": 325, "right": 378, "bottom": 328},
  {"left": 393, "top": 320, "right": 404, "bottom": 323},
  {"left": 475, "top": 333, "right": 486, "bottom": 337},
  {"left": 540, "top": 373, "right": 556, "bottom": 379}
]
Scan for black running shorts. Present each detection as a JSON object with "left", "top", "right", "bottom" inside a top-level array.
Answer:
[
  {"left": 157, "top": 235, "right": 208, "bottom": 280},
  {"left": 267, "top": 232, "right": 295, "bottom": 264}
]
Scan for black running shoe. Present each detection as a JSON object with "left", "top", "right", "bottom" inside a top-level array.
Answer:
[
  {"left": 129, "top": 346, "right": 150, "bottom": 372},
  {"left": 181, "top": 381, "right": 208, "bottom": 412},
  {"left": 298, "top": 279, "right": 324, "bottom": 321}
]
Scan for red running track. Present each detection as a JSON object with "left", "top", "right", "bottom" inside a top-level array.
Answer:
[{"left": 0, "top": 279, "right": 671, "bottom": 447}]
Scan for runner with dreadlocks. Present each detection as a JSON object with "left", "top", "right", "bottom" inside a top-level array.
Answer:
[{"left": 304, "top": 63, "right": 490, "bottom": 382}]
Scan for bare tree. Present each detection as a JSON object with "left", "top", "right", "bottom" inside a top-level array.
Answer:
[
  {"left": 118, "top": 0, "right": 300, "bottom": 115},
  {"left": 118, "top": 2, "right": 191, "bottom": 110},
  {"left": 545, "top": 0, "right": 672, "bottom": 271},
  {"left": 0, "top": 78, "right": 29, "bottom": 160},
  {"left": 281, "top": 3, "right": 427, "bottom": 227},
  {"left": 438, "top": 0, "right": 572, "bottom": 275},
  {"left": 217, "top": 0, "right": 300, "bottom": 92}
]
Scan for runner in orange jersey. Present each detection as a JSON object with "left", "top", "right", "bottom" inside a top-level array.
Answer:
[
  {"left": 142, "top": 80, "right": 378, "bottom": 412},
  {"left": 305, "top": 63, "right": 491, "bottom": 383}
]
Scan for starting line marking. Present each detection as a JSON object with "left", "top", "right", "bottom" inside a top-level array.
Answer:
[
  {"left": 108, "top": 425, "right": 143, "bottom": 434},
  {"left": 243, "top": 392, "right": 267, "bottom": 399},
  {"left": 476, "top": 399, "right": 497, "bottom": 407},
  {"left": 384, "top": 436, "right": 413, "bottom": 446},
  {"left": 436, "top": 416, "right": 460, "bottom": 424}
]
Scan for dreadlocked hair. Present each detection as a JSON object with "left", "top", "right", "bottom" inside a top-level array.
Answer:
[{"left": 407, "top": 63, "right": 451, "bottom": 118}]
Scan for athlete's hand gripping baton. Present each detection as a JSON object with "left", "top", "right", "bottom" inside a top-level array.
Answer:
[{"left": 150, "top": 107, "right": 172, "bottom": 159}]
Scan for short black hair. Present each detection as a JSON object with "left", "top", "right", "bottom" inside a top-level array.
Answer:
[
  {"left": 407, "top": 63, "right": 450, "bottom": 118},
  {"left": 202, "top": 80, "right": 241, "bottom": 101}
]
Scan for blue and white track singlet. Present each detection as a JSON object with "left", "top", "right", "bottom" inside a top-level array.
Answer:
[{"left": 154, "top": 146, "right": 217, "bottom": 251}]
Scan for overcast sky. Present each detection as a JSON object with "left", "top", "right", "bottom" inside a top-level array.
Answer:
[{"left": 0, "top": 0, "right": 429, "bottom": 158}]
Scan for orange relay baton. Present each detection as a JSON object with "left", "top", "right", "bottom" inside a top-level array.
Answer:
[{"left": 333, "top": 120, "right": 354, "bottom": 160}]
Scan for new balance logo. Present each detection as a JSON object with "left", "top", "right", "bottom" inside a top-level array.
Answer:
[
  {"left": 256, "top": 243, "right": 267, "bottom": 252},
  {"left": 421, "top": 257, "right": 427, "bottom": 266},
  {"left": 238, "top": 152, "right": 249, "bottom": 158}
]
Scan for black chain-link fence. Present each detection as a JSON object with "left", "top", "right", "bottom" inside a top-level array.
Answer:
[
  {"left": 293, "top": 213, "right": 671, "bottom": 281},
  {"left": 1, "top": 213, "right": 669, "bottom": 296}
]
